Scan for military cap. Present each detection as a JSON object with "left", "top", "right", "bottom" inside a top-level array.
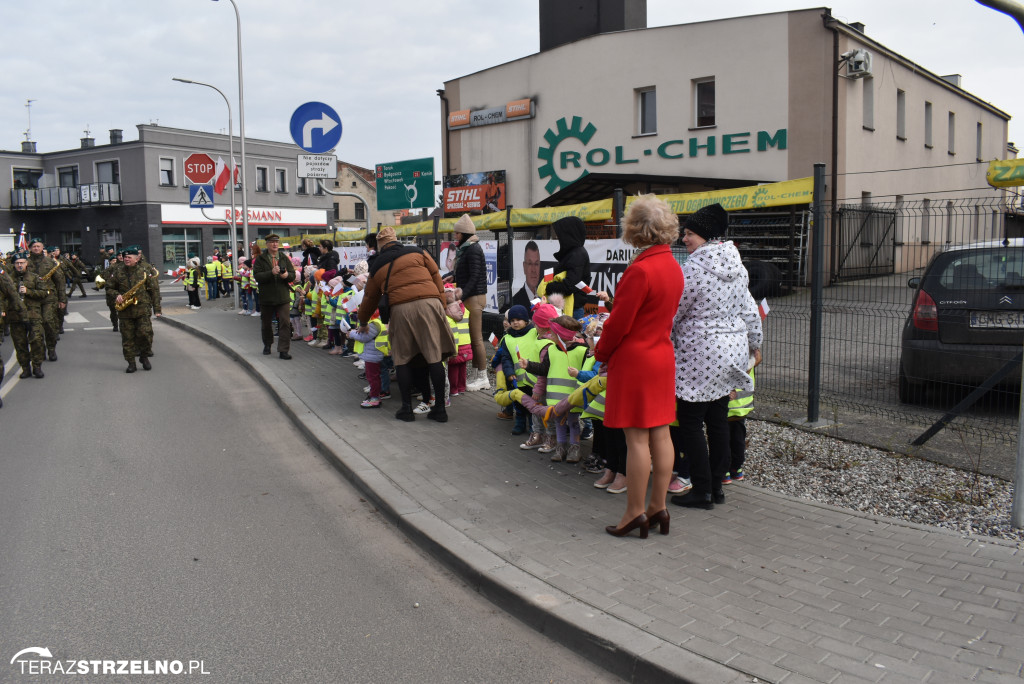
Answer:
[
  {"left": 29, "top": 237, "right": 45, "bottom": 246},
  {"left": 264, "top": 233, "right": 281, "bottom": 242},
  {"left": 48, "top": 245, "right": 59, "bottom": 252},
  {"left": 13, "top": 251, "right": 29, "bottom": 261},
  {"left": 123, "top": 245, "right": 141, "bottom": 255}
]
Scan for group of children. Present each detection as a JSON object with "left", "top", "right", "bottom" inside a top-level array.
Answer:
[{"left": 487, "top": 291, "right": 753, "bottom": 495}]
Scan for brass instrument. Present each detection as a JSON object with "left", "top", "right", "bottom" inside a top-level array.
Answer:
[
  {"left": 115, "top": 273, "right": 151, "bottom": 311},
  {"left": 41, "top": 260, "right": 62, "bottom": 282}
]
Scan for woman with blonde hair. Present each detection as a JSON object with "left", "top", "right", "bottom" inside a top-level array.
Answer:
[{"left": 594, "top": 194, "right": 684, "bottom": 538}]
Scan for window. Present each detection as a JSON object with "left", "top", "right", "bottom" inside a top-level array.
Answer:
[
  {"left": 61, "top": 231, "right": 82, "bottom": 254},
  {"left": 333, "top": 203, "right": 340, "bottom": 221},
  {"left": 924, "top": 101, "right": 933, "bottom": 148},
  {"left": 636, "top": 87, "right": 656, "bottom": 135},
  {"left": 922, "top": 198, "right": 932, "bottom": 243},
  {"left": 976, "top": 122, "right": 983, "bottom": 160},
  {"left": 355, "top": 202, "right": 365, "bottom": 220},
  {"left": 694, "top": 78, "right": 715, "bottom": 128},
  {"left": 351, "top": 181, "right": 357, "bottom": 188},
  {"left": 96, "top": 160, "right": 119, "bottom": 184},
  {"left": 255, "top": 166, "right": 268, "bottom": 192},
  {"left": 896, "top": 89, "right": 906, "bottom": 140},
  {"left": 159, "top": 157, "right": 175, "bottom": 186},
  {"left": 275, "top": 168, "right": 287, "bottom": 193},
  {"left": 862, "top": 77, "right": 874, "bottom": 130},
  {"left": 948, "top": 111, "right": 956, "bottom": 155},
  {"left": 314, "top": 180, "right": 324, "bottom": 195},
  {"left": 57, "top": 165, "right": 78, "bottom": 188},
  {"left": 861, "top": 191, "right": 872, "bottom": 207},
  {"left": 297, "top": 177, "right": 308, "bottom": 194}
]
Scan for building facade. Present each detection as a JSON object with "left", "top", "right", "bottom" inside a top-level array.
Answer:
[
  {"left": 2, "top": 124, "right": 332, "bottom": 270},
  {"left": 440, "top": 7, "right": 1012, "bottom": 252},
  {"left": 328, "top": 161, "right": 400, "bottom": 231}
]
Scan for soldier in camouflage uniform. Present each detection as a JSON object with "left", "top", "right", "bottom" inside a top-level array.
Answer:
[
  {"left": 0, "top": 260, "right": 27, "bottom": 405},
  {"left": 6, "top": 252, "right": 46, "bottom": 380},
  {"left": 49, "top": 246, "right": 73, "bottom": 333},
  {"left": 26, "top": 238, "right": 65, "bottom": 361},
  {"left": 108, "top": 245, "right": 162, "bottom": 373}
]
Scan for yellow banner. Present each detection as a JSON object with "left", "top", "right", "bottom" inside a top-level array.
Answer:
[
  {"left": 651, "top": 177, "right": 813, "bottom": 214},
  {"left": 987, "top": 158, "right": 1024, "bottom": 188},
  {"left": 287, "top": 177, "right": 813, "bottom": 243}
]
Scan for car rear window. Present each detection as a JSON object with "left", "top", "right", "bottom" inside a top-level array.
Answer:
[{"left": 935, "top": 248, "right": 1024, "bottom": 291}]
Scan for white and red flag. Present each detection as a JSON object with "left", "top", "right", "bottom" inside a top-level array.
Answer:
[
  {"left": 543, "top": 268, "right": 555, "bottom": 283},
  {"left": 575, "top": 280, "right": 594, "bottom": 295},
  {"left": 213, "top": 157, "right": 239, "bottom": 195},
  {"left": 488, "top": 332, "right": 500, "bottom": 348},
  {"left": 758, "top": 298, "right": 770, "bottom": 320},
  {"left": 17, "top": 223, "right": 27, "bottom": 251}
]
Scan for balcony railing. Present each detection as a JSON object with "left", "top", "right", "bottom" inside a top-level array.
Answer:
[{"left": 10, "top": 183, "right": 121, "bottom": 210}]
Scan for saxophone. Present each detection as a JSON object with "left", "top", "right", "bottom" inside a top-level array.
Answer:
[
  {"left": 40, "top": 260, "right": 62, "bottom": 282},
  {"left": 115, "top": 273, "right": 151, "bottom": 311}
]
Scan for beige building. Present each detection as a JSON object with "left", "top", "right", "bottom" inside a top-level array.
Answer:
[
  {"left": 440, "top": 7, "right": 1012, "bottom": 273},
  {"left": 329, "top": 161, "right": 403, "bottom": 231}
]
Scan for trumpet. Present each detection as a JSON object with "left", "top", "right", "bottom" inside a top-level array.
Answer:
[{"left": 115, "top": 273, "right": 151, "bottom": 311}]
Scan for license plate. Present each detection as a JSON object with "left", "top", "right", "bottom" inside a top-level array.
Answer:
[{"left": 970, "top": 311, "right": 1024, "bottom": 328}]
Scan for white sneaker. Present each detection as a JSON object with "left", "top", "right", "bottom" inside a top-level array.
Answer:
[
  {"left": 363, "top": 385, "right": 371, "bottom": 393},
  {"left": 237, "top": 310, "right": 247, "bottom": 315},
  {"left": 353, "top": 360, "right": 365, "bottom": 369},
  {"left": 464, "top": 368, "right": 490, "bottom": 392},
  {"left": 250, "top": 311, "right": 260, "bottom": 317},
  {"left": 308, "top": 338, "right": 319, "bottom": 346},
  {"left": 413, "top": 401, "right": 433, "bottom": 414}
]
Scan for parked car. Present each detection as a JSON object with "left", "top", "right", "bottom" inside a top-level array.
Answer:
[{"left": 899, "top": 239, "right": 1024, "bottom": 403}]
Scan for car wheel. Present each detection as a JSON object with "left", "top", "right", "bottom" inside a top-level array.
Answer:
[{"left": 898, "top": 363, "right": 926, "bottom": 404}]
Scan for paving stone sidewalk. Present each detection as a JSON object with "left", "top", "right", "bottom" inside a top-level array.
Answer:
[{"left": 162, "top": 299, "right": 1024, "bottom": 684}]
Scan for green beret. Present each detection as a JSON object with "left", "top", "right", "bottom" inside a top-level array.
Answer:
[
  {"left": 48, "top": 246, "right": 59, "bottom": 252},
  {"left": 29, "top": 237, "right": 44, "bottom": 246},
  {"left": 13, "top": 251, "right": 29, "bottom": 261},
  {"left": 123, "top": 245, "right": 141, "bottom": 255}
]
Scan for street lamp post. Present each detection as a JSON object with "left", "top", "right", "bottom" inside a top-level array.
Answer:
[
  {"left": 213, "top": 0, "right": 249, "bottom": 263},
  {"left": 172, "top": 77, "right": 239, "bottom": 310}
]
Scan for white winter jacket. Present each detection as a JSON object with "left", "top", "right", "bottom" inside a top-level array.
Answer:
[{"left": 672, "top": 240, "right": 762, "bottom": 403}]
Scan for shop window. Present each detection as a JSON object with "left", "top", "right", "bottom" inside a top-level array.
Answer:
[
  {"left": 256, "top": 166, "right": 268, "bottom": 192},
  {"left": 896, "top": 89, "right": 906, "bottom": 140},
  {"left": 275, "top": 168, "right": 287, "bottom": 193},
  {"left": 96, "top": 160, "right": 119, "bottom": 184},
  {"left": 636, "top": 87, "right": 656, "bottom": 135},
  {"left": 58, "top": 165, "right": 79, "bottom": 188},
  {"left": 159, "top": 157, "right": 175, "bottom": 186},
  {"left": 694, "top": 78, "right": 715, "bottom": 128},
  {"left": 862, "top": 77, "right": 874, "bottom": 130},
  {"left": 924, "top": 101, "right": 933, "bottom": 148}
]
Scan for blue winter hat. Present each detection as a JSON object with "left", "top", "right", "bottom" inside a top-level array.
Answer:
[{"left": 507, "top": 304, "right": 530, "bottom": 322}]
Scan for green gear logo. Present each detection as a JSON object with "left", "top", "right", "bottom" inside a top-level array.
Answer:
[
  {"left": 537, "top": 116, "right": 598, "bottom": 194},
  {"left": 750, "top": 187, "right": 770, "bottom": 208}
]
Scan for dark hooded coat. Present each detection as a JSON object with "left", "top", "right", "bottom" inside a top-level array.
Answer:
[{"left": 552, "top": 216, "right": 591, "bottom": 304}]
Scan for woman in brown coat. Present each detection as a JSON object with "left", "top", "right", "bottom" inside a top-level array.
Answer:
[{"left": 356, "top": 227, "right": 456, "bottom": 422}]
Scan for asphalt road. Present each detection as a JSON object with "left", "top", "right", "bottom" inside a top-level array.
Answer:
[{"left": 0, "top": 308, "right": 620, "bottom": 684}]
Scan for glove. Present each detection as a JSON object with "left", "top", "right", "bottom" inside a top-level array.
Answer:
[{"left": 508, "top": 389, "right": 525, "bottom": 404}]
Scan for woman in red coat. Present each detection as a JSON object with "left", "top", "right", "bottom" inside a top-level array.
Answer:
[{"left": 595, "top": 195, "right": 684, "bottom": 539}]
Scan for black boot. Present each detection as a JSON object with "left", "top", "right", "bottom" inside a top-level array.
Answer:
[
  {"left": 140, "top": 356, "right": 152, "bottom": 371},
  {"left": 20, "top": 367, "right": 31, "bottom": 379},
  {"left": 395, "top": 404, "right": 415, "bottom": 422},
  {"left": 670, "top": 490, "right": 714, "bottom": 509},
  {"left": 126, "top": 360, "right": 137, "bottom": 373},
  {"left": 32, "top": 366, "right": 44, "bottom": 379},
  {"left": 48, "top": 350, "right": 57, "bottom": 362}
]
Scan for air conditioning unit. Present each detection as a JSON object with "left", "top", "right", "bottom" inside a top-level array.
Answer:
[{"left": 846, "top": 49, "right": 872, "bottom": 78}]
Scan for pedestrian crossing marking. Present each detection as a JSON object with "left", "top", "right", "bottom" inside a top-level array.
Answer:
[{"left": 64, "top": 312, "right": 88, "bottom": 324}]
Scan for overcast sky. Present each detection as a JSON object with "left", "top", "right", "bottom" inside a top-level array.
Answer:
[{"left": 2, "top": 1, "right": 1020, "bottom": 181}]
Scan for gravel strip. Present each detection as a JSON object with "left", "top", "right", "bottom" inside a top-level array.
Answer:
[{"left": 744, "top": 420, "right": 1024, "bottom": 546}]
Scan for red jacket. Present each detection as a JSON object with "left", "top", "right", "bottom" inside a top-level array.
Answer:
[{"left": 595, "top": 244, "right": 683, "bottom": 428}]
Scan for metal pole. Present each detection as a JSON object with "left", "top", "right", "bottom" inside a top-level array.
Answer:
[
  {"left": 613, "top": 188, "right": 625, "bottom": 238},
  {"left": 172, "top": 78, "right": 238, "bottom": 310},
  {"left": 808, "top": 163, "right": 827, "bottom": 423},
  {"left": 1013, "top": 341, "right": 1024, "bottom": 528},
  {"left": 221, "top": 0, "right": 249, "bottom": 272}
]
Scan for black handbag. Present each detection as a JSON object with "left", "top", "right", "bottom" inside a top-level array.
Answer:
[{"left": 378, "top": 259, "right": 396, "bottom": 324}]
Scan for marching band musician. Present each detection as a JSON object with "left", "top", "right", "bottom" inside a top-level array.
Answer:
[
  {"left": 7, "top": 252, "right": 46, "bottom": 381},
  {"left": 26, "top": 238, "right": 65, "bottom": 362},
  {"left": 108, "top": 245, "right": 162, "bottom": 373}
]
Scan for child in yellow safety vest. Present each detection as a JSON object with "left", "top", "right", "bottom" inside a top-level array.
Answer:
[
  {"left": 347, "top": 311, "right": 388, "bottom": 408},
  {"left": 444, "top": 285, "right": 472, "bottom": 395},
  {"left": 513, "top": 314, "right": 590, "bottom": 464},
  {"left": 723, "top": 359, "right": 758, "bottom": 485},
  {"left": 237, "top": 257, "right": 252, "bottom": 314}
]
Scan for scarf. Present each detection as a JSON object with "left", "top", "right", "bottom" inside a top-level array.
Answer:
[{"left": 455, "top": 234, "right": 480, "bottom": 263}]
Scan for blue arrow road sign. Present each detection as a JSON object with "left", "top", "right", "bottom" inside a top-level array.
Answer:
[
  {"left": 289, "top": 102, "right": 342, "bottom": 154},
  {"left": 189, "top": 183, "right": 215, "bottom": 208}
]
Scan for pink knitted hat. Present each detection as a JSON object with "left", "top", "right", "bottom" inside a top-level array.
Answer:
[{"left": 531, "top": 303, "right": 558, "bottom": 329}]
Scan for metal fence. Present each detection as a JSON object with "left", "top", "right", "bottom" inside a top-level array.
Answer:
[{"left": 752, "top": 194, "right": 1020, "bottom": 444}]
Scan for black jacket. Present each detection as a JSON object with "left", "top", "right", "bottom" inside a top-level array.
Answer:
[
  {"left": 552, "top": 216, "right": 591, "bottom": 303},
  {"left": 317, "top": 249, "right": 340, "bottom": 274},
  {"left": 454, "top": 238, "right": 487, "bottom": 298}
]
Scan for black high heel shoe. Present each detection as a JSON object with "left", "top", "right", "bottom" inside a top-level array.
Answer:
[
  {"left": 648, "top": 509, "right": 670, "bottom": 535},
  {"left": 605, "top": 513, "right": 649, "bottom": 539}
]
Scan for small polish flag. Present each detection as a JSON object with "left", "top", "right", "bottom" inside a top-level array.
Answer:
[
  {"left": 575, "top": 280, "right": 594, "bottom": 295},
  {"left": 543, "top": 268, "right": 555, "bottom": 283},
  {"left": 758, "top": 298, "right": 770, "bottom": 320},
  {"left": 597, "top": 300, "right": 608, "bottom": 313},
  {"left": 530, "top": 297, "right": 542, "bottom": 308},
  {"left": 331, "top": 282, "right": 345, "bottom": 296},
  {"left": 214, "top": 157, "right": 240, "bottom": 195},
  {"left": 488, "top": 332, "right": 500, "bottom": 348},
  {"left": 17, "top": 223, "right": 28, "bottom": 251},
  {"left": 514, "top": 344, "right": 521, "bottom": 361},
  {"left": 165, "top": 269, "right": 175, "bottom": 276}
]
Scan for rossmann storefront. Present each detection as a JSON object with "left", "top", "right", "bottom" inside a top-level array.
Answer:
[{"left": 159, "top": 204, "right": 329, "bottom": 271}]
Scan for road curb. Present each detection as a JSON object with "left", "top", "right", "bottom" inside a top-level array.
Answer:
[{"left": 159, "top": 314, "right": 749, "bottom": 684}]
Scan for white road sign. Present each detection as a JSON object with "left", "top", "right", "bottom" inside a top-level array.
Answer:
[{"left": 297, "top": 154, "right": 337, "bottom": 179}]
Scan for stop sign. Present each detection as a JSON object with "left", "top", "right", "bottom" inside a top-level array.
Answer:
[{"left": 184, "top": 153, "right": 215, "bottom": 184}]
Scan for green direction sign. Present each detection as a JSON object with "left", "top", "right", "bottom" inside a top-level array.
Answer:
[{"left": 375, "top": 157, "right": 435, "bottom": 211}]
